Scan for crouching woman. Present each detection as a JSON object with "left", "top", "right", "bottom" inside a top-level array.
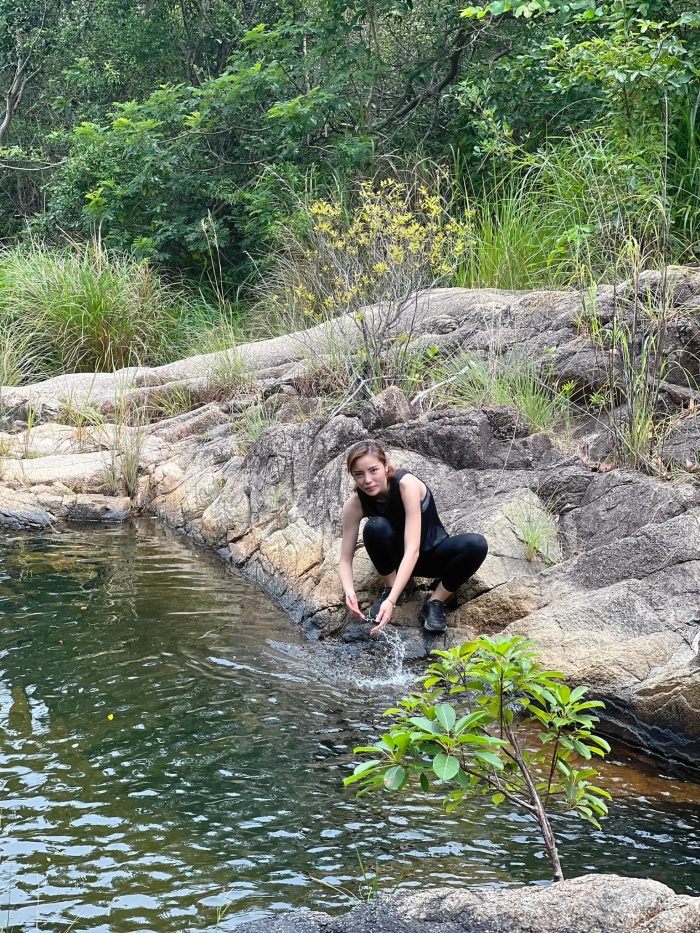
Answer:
[{"left": 338, "top": 440, "right": 488, "bottom": 635}]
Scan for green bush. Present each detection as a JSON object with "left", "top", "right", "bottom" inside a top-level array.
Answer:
[
  {"left": 0, "top": 239, "right": 215, "bottom": 378},
  {"left": 346, "top": 635, "right": 611, "bottom": 882}
]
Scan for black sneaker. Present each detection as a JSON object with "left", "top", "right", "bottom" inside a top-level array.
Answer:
[
  {"left": 419, "top": 596, "right": 448, "bottom": 633},
  {"left": 367, "top": 583, "right": 411, "bottom": 621}
]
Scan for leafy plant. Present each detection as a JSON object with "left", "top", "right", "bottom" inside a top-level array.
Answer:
[{"left": 345, "top": 635, "right": 611, "bottom": 882}]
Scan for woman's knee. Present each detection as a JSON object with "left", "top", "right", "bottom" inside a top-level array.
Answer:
[
  {"left": 449, "top": 533, "right": 488, "bottom": 573},
  {"left": 468, "top": 533, "right": 488, "bottom": 563},
  {"left": 362, "top": 515, "right": 395, "bottom": 546}
]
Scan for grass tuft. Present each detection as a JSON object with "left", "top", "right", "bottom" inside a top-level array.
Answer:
[{"left": 0, "top": 238, "right": 215, "bottom": 377}]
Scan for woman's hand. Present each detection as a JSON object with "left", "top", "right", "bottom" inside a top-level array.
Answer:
[
  {"left": 345, "top": 591, "right": 365, "bottom": 620},
  {"left": 370, "top": 598, "right": 394, "bottom": 635}
]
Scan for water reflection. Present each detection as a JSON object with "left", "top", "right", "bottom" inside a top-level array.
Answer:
[{"left": 0, "top": 520, "right": 698, "bottom": 932}]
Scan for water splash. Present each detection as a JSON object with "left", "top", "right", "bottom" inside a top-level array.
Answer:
[{"left": 266, "top": 627, "right": 414, "bottom": 693}]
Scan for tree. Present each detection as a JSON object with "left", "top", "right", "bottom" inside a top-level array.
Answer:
[
  {"left": 0, "top": 0, "right": 61, "bottom": 146},
  {"left": 345, "top": 635, "right": 611, "bottom": 882}
]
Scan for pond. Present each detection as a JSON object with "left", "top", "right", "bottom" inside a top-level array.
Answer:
[{"left": 0, "top": 521, "right": 699, "bottom": 931}]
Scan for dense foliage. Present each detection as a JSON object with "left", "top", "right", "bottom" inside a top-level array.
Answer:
[{"left": 0, "top": 1, "right": 697, "bottom": 291}]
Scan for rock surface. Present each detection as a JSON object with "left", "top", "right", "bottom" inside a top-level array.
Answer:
[
  {"left": 2, "top": 278, "right": 700, "bottom": 765},
  {"left": 234, "top": 874, "right": 700, "bottom": 933}
]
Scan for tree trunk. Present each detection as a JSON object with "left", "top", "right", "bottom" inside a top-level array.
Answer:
[
  {"left": 507, "top": 727, "right": 565, "bottom": 882},
  {"left": 0, "top": 57, "right": 33, "bottom": 147}
]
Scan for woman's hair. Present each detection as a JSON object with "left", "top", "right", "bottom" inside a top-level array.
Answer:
[{"left": 346, "top": 440, "right": 397, "bottom": 481}]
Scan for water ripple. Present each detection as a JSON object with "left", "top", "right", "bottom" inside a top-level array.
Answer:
[{"left": 0, "top": 522, "right": 698, "bottom": 933}]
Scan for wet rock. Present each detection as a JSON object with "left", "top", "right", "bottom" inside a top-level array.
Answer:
[
  {"left": 622, "top": 663, "right": 700, "bottom": 764},
  {"left": 65, "top": 494, "right": 132, "bottom": 523},
  {"left": 0, "top": 488, "right": 55, "bottom": 528},
  {"left": 235, "top": 874, "right": 700, "bottom": 933}
]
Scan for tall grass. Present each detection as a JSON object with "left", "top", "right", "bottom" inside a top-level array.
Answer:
[
  {"left": 0, "top": 324, "right": 44, "bottom": 386},
  {"left": 668, "top": 91, "right": 700, "bottom": 255},
  {"left": 452, "top": 131, "right": 687, "bottom": 291},
  {"left": 439, "top": 352, "right": 571, "bottom": 434},
  {"left": 0, "top": 238, "right": 215, "bottom": 377},
  {"left": 454, "top": 183, "right": 563, "bottom": 290}
]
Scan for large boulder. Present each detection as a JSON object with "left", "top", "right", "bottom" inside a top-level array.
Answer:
[{"left": 234, "top": 874, "right": 700, "bottom": 933}]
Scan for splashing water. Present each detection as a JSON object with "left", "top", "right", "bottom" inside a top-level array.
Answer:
[{"left": 267, "top": 626, "right": 414, "bottom": 691}]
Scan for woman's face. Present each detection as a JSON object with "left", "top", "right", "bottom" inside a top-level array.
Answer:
[{"left": 350, "top": 454, "right": 389, "bottom": 497}]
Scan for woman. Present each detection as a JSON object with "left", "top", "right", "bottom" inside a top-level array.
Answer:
[{"left": 338, "top": 440, "right": 488, "bottom": 635}]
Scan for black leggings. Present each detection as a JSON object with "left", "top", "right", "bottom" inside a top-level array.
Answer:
[{"left": 363, "top": 516, "right": 488, "bottom": 594}]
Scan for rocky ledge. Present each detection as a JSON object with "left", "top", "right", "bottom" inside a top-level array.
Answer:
[
  {"left": 235, "top": 874, "right": 700, "bottom": 932},
  {"left": 1, "top": 271, "right": 700, "bottom": 768}
]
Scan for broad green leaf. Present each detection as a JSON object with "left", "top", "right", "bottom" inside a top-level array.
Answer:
[
  {"left": 383, "top": 765, "right": 406, "bottom": 791},
  {"left": 432, "top": 753, "right": 461, "bottom": 781},
  {"left": 474, "top": 750, "right": 505, "bottom": 769},
  {"left": 409, "top": 716, "right": 442, "bottom": 735},
  {"left": 435, "top": 704, "right": 457, "bottom": 733}
]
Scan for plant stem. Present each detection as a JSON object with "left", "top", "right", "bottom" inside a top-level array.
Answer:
[{"left": 507, "top": 725, "right": 564, "bottom": 882}]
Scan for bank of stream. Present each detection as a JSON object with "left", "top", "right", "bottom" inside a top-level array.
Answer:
[{"left": 0, "top": 521, "right": 699, "bottom": 932}]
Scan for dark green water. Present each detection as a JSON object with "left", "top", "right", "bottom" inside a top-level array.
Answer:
[{"left": 0, "top": 522, "right": 698, "bottom": 932}]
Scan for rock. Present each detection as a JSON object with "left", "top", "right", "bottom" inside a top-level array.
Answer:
[
  {"left": 358, "top": 386, "right": 414, "bottom": 430},
  {"left": 0, "top": 487, "right": 55, "bottom": 528},
  {"left": 452, "top": 580, "right": 544, "bottom": 630},
  {"left": 553, "top": 508, "right": 700, "bottom": 592},
  {"left": 623, "top": 663, "right": 700, "bottom": 764},
  {"left": 635, "top": 266, "right": 700, "bottom": 311},
  {"left": 65, "top": 494, "right": 132, "bottom": 522},
  {"left": 1, "top": 451, "right": 116, "bottom": 493},
  {"left": 0, "top": 485, "right": 131, "bottom": 527},
  {"left": 383, "top": 408, "right": 554, "bottom": 472},
  {"left": 550, "top": 341, "right": 612, "bottom": 398},
  {"left": 660, "top": 412, "right": 700, "bottom": 467},
  {"left": 558, "top": 470, "right": 696, "bottom": 552},
  {"left": 234, "top": 874, "right": 700, "bottom": 932},
  {"left": 7, "top": 278, "right": 700, "bottom": 767}
]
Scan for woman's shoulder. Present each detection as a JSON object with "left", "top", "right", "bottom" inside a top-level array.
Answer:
[
  {"left": 397, "top": 471, "right": 427, "bottom": 500},
  {"left": 396, "top": 469, "right": 424, "bottom": 487},
  {"left": 342, "top": 490, "right": 364, "bottom": 516}
]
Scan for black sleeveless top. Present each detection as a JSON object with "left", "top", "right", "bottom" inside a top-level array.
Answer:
[{"left": 356, "top": 469, "right": 448, "bottom": 553}]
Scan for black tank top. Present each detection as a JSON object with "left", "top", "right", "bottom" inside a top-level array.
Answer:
[{"left": 356, "top": 469, "right": 448, "bottom": 552}]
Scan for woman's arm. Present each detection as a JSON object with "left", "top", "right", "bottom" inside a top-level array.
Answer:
[
  {"left": 371, "top": 475, "right": 422, "bottom": 633},
  {"left": 339, "top": 493, "right": 365, "bottom": 619}
]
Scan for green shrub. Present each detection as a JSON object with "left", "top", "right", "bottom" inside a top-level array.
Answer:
[
  {"left": 346, "top": 635, "right": 611, "bottom": 882},
  {"left": 0, "top": 239, "right": 211, "bottom": 376}
]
